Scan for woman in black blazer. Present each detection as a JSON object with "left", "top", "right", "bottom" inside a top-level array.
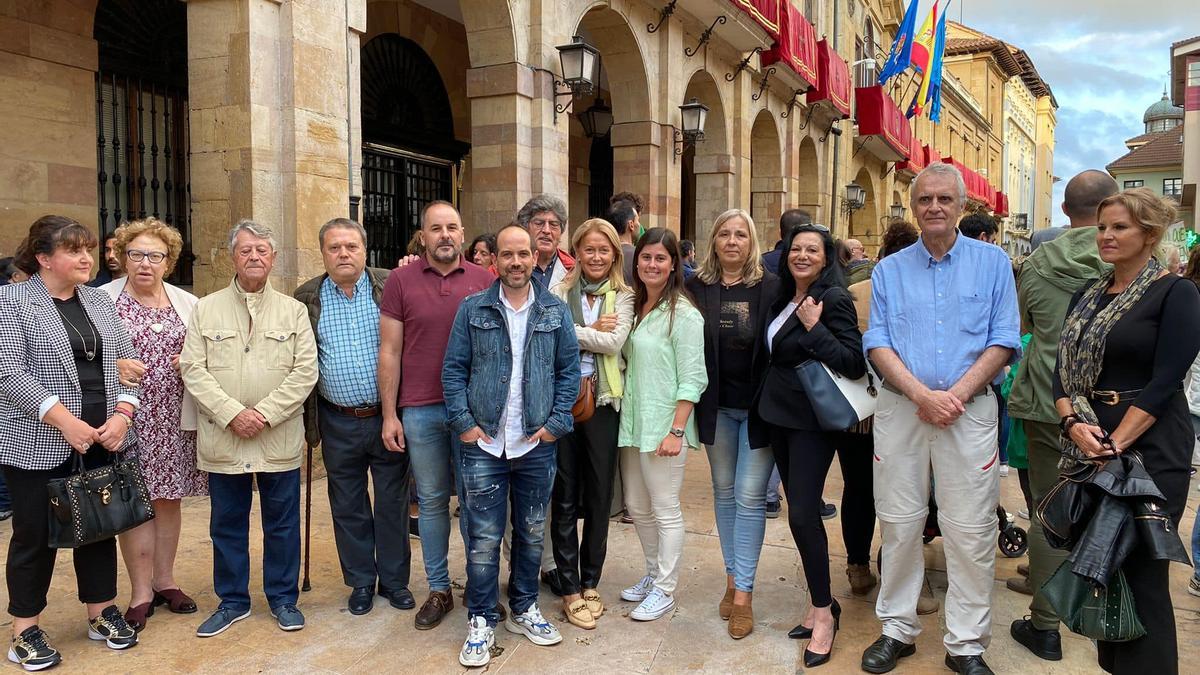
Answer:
[
  {"left": 752, "top": 224, "right": 865, "bottom": 668},
  {"left": 685, "top": 209, "right": 779, "bottom": 639},
  {"left": 0, "top": 216, "right": 140, "bottom": 670}
]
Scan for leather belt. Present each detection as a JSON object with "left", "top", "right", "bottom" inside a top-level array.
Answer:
[
  {"left": 1088, "top": 388, "right": 1143, "bottom": 406},
  {"left": 881, "top": 380, "right": 988, "bottom": 404},
  {"left": 321, "top": 398, "right": 381, "bottom": 418}
]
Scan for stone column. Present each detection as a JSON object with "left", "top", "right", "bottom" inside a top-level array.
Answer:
[
  {"left": 693, "top": 154, "right": 735, "bottom": 254},
  {"left": 186, "top": 0, "right": 355, "bottom": 295},
  {"left": 465, "top": 62, "right": 535, "bottom": 231},
  {"left": 611, "top": 120, "right": 663, "bottom": 229}
]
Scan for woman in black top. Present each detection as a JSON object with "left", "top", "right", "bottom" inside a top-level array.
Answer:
[
  {"left": 0, "top": 216, "right": 141, "bottom": 669},
  {"left": 1054, "top": 189, "right": 1200, "bottom": 675},
  {"left": 753, "top": 224, "right": 866, "bottom": 668},
  {"left": 685, "top": 209, "right": 778, "bottom": 639}
]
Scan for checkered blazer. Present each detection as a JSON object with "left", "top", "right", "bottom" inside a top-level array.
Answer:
[{"left": 0, "top": 274, "right": 140, "bottom": 470}]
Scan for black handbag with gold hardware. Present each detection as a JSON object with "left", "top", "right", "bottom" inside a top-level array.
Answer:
[{"left": 47, "top": 449, "right": 155, "bottom": 549}]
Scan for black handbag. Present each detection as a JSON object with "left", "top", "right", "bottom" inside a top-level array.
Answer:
[
  {"left": 47, "top": 449, "right": 155, "bottom": 549},
  {"left": 1040, "top": 561, "right": 1146, "bottom": 642},
  {"left": 793, "top": 360, "right": 879, "bottom": 431},
  {"left": 1036, "top": 457, "right": 1105, "bottom": 551}
]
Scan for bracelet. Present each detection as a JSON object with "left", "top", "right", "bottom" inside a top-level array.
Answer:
[
  {"left": 114, "top": 409, "right": 134, "bottom": 426},
  {"left": 1058, "top": 414, "right": 1080, "bottom": 434}
]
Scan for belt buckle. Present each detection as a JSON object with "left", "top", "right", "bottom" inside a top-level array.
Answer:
[{"left": 1093, "top": 390, "right": 1119, "bottom": 406}]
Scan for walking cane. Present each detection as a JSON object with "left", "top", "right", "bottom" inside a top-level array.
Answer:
[{"left": 302, "top": 441, "right": 313, "bottom": 592}]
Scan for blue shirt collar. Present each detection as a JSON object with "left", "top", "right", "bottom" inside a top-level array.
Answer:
[
  {"left": 915, "top": 229, "right": 965, "bottom": 267},
  {"left": 321, "top": 269, "right": 370, "bottom": 298}
]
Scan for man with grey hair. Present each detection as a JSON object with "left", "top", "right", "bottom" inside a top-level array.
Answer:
[
  {"left": 861, "top": 164, "right": 1019, "bottom": 675},
  {"left": 516, "top": 194, "right": 575, "bottom": 289},
  {"left": 181, "top": 219, "right": 318, "bottom": 637},
  {"left": 293, "top": 218, "right": 412, "bottom": 616}
]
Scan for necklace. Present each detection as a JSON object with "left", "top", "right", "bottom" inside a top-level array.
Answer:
[
  {"left": 61, "top": 311, "right": 98, "bottom": 361},
  {"left": 720, "top": 275, "right": 743, "bottom": 289},
  {"left": 125, "top": 287, "right": 168, "bottom": 333}
]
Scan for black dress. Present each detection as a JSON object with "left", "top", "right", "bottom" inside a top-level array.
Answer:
[{"left": 1054, "top": 274, "right": 1200, "bottom": 675}]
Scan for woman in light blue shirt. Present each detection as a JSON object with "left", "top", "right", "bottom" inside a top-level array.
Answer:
[{"left": 617, "top": 228, "right": 707, "bottom": 623}]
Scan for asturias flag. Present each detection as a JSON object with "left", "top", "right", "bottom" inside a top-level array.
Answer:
[
  {"left": 877, "top": 0, "right": 920, "bottom": 85},
  {"left": 907, "top": 0, "right": 940, "bottom": 118}
]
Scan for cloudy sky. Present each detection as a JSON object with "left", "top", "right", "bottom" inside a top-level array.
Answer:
[{"left": 912, "top": 0, "right": 1198, "bottom": 225}]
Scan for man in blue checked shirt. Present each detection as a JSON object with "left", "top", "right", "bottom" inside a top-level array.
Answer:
[
  {"left": 860, "top": 164, "right": 1020, "bottom": 675},
  {"left": 294, "top": 218, "right": 413, "bottom": 616}
]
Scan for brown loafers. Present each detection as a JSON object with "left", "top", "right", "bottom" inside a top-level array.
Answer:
[
  {"left": 564, "top": 599, "right": 596, "bottom": 630},
  {"left": 719, "top": 587, "right": 734, "bottom": 620},
  {"left": 581, "top": 589, "right": 604, "bottom": 618},
  {"left": 847, "top": 564, "right": 879, "bottom": 596},
  {"left": 728, "top": 603, "right": 754, "bottom": 639}
]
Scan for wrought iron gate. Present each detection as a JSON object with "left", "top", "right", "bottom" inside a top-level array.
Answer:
[{"left": 361, "top": 145, "right": 455, "bottom": 269}]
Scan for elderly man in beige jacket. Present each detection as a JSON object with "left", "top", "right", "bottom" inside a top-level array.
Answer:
[{"left": 181, "top": 219, "right": 317, "bottom": 638}]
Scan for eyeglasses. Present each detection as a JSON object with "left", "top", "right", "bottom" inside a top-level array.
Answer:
[
  {"left": 126, "top": 250, "right": 167, "bottom": 264},
  {"left": 530, "top": 219, "right": 563, "bottom": 231}
]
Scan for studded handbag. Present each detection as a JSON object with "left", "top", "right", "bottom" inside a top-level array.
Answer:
[
  {"left": 47, "top": 448, "right": 155, "bottom": 549},
  {"left": 1040, "top": 560, "right": 1145, "bottom": 642}
]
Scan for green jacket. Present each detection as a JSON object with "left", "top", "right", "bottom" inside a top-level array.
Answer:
[
  {"left": 1007, "top": 228, "right": 1109, "bottom": 424},
  {"left": 293, "top": 267, "right": 390, "bottom": 448}
]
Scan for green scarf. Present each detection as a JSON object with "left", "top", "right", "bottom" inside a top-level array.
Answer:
[
  {"left": 1056, "top": 257, "right": 1163, "bottom": 466},
  {"left": 568, "top": 278, "right": 623, "bottom": 398}
]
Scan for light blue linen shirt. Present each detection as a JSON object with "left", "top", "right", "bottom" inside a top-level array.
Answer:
[
  {"left": 316, "top": 272, "right": 381, "bottom": 406},
  {"left": 863, "top": 232, "right": 1020, "bottom": 390}
]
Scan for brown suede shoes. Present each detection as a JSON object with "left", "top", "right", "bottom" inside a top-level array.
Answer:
[
  {"left": 719, "top": 587, "right": 734, "bottom": 620},
  {"left": 847, "top": 564, "right": 879, "bottom": 596},
  {"left": 728, "top": 603, "right": 754, "bottom": 639}
]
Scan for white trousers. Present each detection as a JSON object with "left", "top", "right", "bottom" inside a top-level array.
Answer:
[
  {"left": 872, "top": 388, "right": 1000, "bottom": 656},
  {"left": 620, "top": 446, "right": 688, "bottom": 594}
]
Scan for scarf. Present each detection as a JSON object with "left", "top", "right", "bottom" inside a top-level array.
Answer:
[
  {"left": 1056, "top": 257, "right": 1163, "bottom": 466},
  {"left": 568, "top": 278, "right": 623, "bottom": 398}
]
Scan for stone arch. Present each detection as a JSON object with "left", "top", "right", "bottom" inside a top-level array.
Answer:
[
  {"left": 459, "top": 0, "right": 520, "bottom": 67},
  {"left": 851, "top": 166, "right": 880, "bottom": 250},
  {"left": 750, "top": 109, "right": 784, "bottom": 245},
  {"left": 681, "top": 70, "right": 732, "bottom": 247},
  {"left": 796, "top": 136, "right": 822, "bottom": 221}
]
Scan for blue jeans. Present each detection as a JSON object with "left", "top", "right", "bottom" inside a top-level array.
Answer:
[
  {"left": 208, "top": 469, "right": 300, "bottom": 612},
  {"left": 766, "top": 466, "right": 782, "bottom": 503},
  {"left": 402, "top": 403, "right": 467, "bottom": 592},
  {"left": 706, "top": 408, "right": 774, "bottom": 592},
  {"left": 460, "top": 442, "right": 556, "bottom": 626}
]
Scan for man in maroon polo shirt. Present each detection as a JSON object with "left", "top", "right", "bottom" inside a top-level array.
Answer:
[{"left": 378, "top": 200, "right": 494, "bottom": 630}]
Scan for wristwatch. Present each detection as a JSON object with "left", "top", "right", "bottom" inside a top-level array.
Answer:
[{"left": 669, "top": 427, "right": 685, "bottom": 438}]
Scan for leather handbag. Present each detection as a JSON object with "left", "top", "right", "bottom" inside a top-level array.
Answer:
[
  {"left": 794, "top": 360, "right": 879, "bottom": 431},
  {"left": 1040, "top": 561, "right": 1146, "bottom": 642},
  {"left": 571, "top": 373, "right": 598, "bottom": 424},
  {"left": 47, "top": 449, "right": 155, "bottom": 549}
]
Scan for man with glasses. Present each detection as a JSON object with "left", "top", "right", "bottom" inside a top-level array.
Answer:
[{"left": 517, "top": 195, "right": 575, "bottom": 290}]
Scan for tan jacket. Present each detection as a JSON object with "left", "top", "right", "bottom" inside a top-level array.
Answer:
[{"left": 180, "top": 278, "right": 318, "bottom": 474}]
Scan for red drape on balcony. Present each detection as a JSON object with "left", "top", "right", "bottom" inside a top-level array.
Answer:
[
  {"left": 807, "top": 39, "right": 851, "bottom": 118},
  {"left": 897, "top": 136, "right": 927, "bottom": 175},
  {"left": 761, "top": 2, "right": 818, "bottom": 89},
  {"left": 731, "top": 0, "right": 782, "bottom": 38},
  {"left": 995, "top": 192, "right": 1009, "bottom": 217},
  {"left": 855, "top": 85, "right": 912, "bottom": 160}
]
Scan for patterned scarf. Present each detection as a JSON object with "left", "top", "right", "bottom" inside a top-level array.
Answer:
[
  {"left": 567, "top": 278, "right": 623, "bottom": 398},
  {"left": 1056, "top": 257, "right": 1163, "bottom": 466}
]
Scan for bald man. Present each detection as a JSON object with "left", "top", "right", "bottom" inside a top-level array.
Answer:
[{"left": 1005, "top": 169, "right": 1118, "bottom": 662}]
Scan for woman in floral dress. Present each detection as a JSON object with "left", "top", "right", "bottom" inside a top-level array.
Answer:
[{"left": 102, "top": 219, "right": 206, "bottom": 631}]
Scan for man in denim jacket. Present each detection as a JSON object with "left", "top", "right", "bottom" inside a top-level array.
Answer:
[{"left": 442, "top": 224, "right": 580, "bottom": 668}]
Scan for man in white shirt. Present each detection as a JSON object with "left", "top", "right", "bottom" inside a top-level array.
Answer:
[{"left": 441, "top": 225, "right": 580, "bottom": 668}]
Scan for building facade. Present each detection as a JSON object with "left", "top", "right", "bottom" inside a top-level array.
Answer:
[
  {"left": 1107, "top": 89, "right": 1191, "bottom": 233},
  {"left": 0, "top": 0, "right": 1055, "bottom": 293},
  {"left": 1172, "top": 35, "right": 1200, "bottom": 232}
]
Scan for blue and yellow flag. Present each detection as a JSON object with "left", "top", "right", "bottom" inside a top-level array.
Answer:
[
  {"left": 878, "top": 0, "right": 919, "bottom": 85},
  {"left": 907, "top": 0, "right": 939, "bottom": 117},
  {"left": 927, "top": 6, "right": 950, "bottom": 122}
]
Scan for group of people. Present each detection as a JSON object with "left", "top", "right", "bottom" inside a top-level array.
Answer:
[{"left": 0, "top": 161, "right": 1194, "bottom": 675}]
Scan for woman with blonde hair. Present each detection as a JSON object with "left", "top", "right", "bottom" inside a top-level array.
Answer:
[
  {"left": 101, "top": 218, "right": 206, "bottom": 631},
  {"left": 684, "top": 209, "right": 778, "bottom": 638},
  {"left": 548, "top": 219, "right": 634, "bottom": 629},
  {"left": 1054, "top": 188, "right": 1200, "bottom": 674}
]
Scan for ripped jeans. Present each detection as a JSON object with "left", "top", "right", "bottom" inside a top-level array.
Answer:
[{"left": 459, "top": 441, "right": 557, "bottom": 626}]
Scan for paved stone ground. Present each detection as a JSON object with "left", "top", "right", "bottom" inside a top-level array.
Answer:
[{"left": 2, "top": 451, "right": 1198, "bottom": 673}]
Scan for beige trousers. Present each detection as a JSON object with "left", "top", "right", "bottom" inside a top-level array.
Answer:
[
  {"left": 620, "top": 446, "right": 688, "bottom": 594},
  {"left": 872, "top": 388, "right": 1000, "bottom": 656}
]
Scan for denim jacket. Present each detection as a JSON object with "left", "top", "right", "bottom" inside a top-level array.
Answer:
[{"left": 442, "top": 281, "right": 580, "bottom": 441}]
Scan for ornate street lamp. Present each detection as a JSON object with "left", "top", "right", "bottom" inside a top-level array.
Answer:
[
  {"left": 673, "top": 98, "right": 709, "bottom": 161},
  {"left": 844, "top": 182, "right": 866, "bottom": 211},
  {"left": 890, "top": 203, "right": 906, "bottom": 220},
  {"left": 553, "top": 35, "right": 601, "bottom": 123},
  {"left": 579, "top": 97, "right": 613, "bottom": 138}
]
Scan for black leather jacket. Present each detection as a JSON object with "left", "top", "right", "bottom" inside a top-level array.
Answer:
[{"left": 1040, "top": 453, "right": 1189, "bottom": 586}]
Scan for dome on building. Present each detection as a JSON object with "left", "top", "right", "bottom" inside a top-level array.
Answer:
[{"left": 1143, "top": 90, "right": 1184, "bottom": 133}]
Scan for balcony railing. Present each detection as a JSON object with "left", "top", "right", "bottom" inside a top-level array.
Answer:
[{"left": 854, "top": 59, "right": 878, "bottom": 89}]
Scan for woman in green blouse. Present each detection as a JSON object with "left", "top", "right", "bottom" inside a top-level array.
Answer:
[{"left": 617, "top": 228, "right": 708, "bottom": 623}]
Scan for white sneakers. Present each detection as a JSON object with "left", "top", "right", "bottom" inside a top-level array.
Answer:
[
  {"left": 620, "top": 575, "right": 655, "bottom": 602},
  {"left": 505, "top": 604, "right": 562, "bottom": 646},
  {"left": 630, "top": 588, "right": 676, "bottom": 621},
  {"left": 459, "top": 616, "right": 494, "bottom": 668}
]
